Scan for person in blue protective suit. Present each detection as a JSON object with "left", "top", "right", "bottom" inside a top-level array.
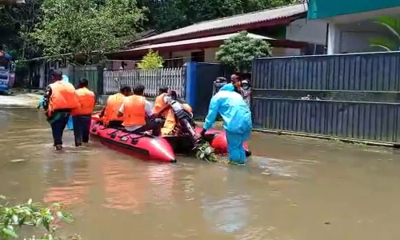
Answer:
[{"left": 200, "top": 77, "right": 252, "bottom": 164}]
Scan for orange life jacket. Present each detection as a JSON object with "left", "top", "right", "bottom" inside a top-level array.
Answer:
[
  {"left": 122, "top": 95, "right": 146, "bottom": 127},
  {"left": 161, "top": 103, "right": 192, "bottom": 136},
  {"left": 152, "top": 93, "right": 167, "bottom": 116},
  {"left": 48, "top": 81, "right": 79, "bottom": 116},
  {"left": 103, "top": 93, "right": 125, "bottom": 124},
  {"left": 71, "top": 87, "right": 95, "bottom": 116}
]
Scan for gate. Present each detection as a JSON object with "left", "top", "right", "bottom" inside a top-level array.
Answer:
[
  {"left": 103, "top": 67, "right": 185, "bottom": 98},
  {"left": 251, "top": 52, "right": 400, "bottom": 143},
  {"left": 193, "top": 63, "right": 231, "bottom": 119},
  {"left": 69, "top": 65, "right": 103, "bottom": 94}
]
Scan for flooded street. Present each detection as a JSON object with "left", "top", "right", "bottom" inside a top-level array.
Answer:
[{"left": 1, "top": 107, "right": 400, "bottom": 240}]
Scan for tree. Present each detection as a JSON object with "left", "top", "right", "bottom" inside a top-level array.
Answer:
[
  {"left": 142, "top": 0, "right": 298, "bottom": 32},
  {"left": 0, "top": 0, "right": 42, "bottom": 59},
  {"left": 370, "top": 16, "right": 400, "bottom": 51},
  {"left": 137, "top": 49, "right": 164, "bottom": 70},
  {"left": 216, "top": 31, "right": 272, "bottom": 73},
  {"left": 32, "top": 0, "right": 146, "bottom": 63}
]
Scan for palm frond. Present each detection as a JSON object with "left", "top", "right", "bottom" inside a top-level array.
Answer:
[
  {"left": 370, "top": 37, "right": 398, "bottom": 51},
  {"left": 374, "top": 16, "right": 400, "bottom": 42}
]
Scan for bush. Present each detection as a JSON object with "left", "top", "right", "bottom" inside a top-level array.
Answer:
[
  {"left": 137, "top": 49, "right": 164, "bottom": 70},
  {"left": 216, "top": 31, "right": 272, "bottom": 73}
]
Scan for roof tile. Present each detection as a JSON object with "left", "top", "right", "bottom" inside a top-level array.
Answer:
[{"left": 137, "top": 3, "right": 308, "bottom": 42}]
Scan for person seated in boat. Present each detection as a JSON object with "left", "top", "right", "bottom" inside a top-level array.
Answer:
[
  {"left": 71, "top": 78, "right": 96, "bottom": 147},
  {"left": 161, "top": 90, "right": 194, "bottom": 137},
  {"left": 200, "top": 80, "right": 252, "bottom": 164},
  {"left": 118, "top": 84, "right": 162, "bottom": 136},
  {"left": 152, "top": 86, "right": 169, "bottom": 117},
  {"left": 99, "top": 85, "right": 132, "bottom": 128}
]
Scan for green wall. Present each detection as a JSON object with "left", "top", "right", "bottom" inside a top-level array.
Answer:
[{"left": 308, "top": 0, "right": 400, "bottom": 19}]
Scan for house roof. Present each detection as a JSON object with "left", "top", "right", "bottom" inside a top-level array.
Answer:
[
  {"left": 126, "top": 33, "right": 274, "bottom": 52},
  {"left": 110, "top": 32, "right": 308, "bottom": 58},
  {"left": 136, "top": 3, "right": 308, "bottom": 43}
]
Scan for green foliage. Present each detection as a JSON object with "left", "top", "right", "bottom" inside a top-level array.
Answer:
[
  {"left": 32, "top": 0, "right": 146, "bottom": 63},
  {"left": 143, "top": 0, "right": 298, "bottom": 32},
  {"left": 0, "top": 0, "right": 43, "bottom": 60},
  {"left": 0, "top": 196, "right": 78, "bottom": 240},
  {"left": 216, "top": 31, "right": 272, "bottom": 72},
  {"left": 370, "top": 16, "right": 400, "bottom": 51},
  {"left": 195, "top": 141, "right": 218, "bottom": 162},
  {"left": 137, "top": 49, "right": 164, "bottom": 70}
]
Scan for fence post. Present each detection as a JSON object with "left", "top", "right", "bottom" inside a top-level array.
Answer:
[
  {"left": 185, "top": 61, "right": 197, "bottom": 108},
  {"left": 97, "top": 65, "right": 104, "bottom": 95}
]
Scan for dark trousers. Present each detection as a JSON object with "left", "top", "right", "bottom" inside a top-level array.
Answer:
[
  {"left": 50, "top": 113, "right": 70, "bottom": 146},
  {"left": 72, "top": 115, "right": 91, "bottom": 146},
  {"left": 132, "top": 118, "right": 162, "bottom": 136}
]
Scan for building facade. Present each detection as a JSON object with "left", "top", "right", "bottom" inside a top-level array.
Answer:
[{"left": 308, "top": 0, "right": 400, "bottom": 54}]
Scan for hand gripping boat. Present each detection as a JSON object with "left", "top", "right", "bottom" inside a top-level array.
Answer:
[{"left": 90, "top": 113, "right": 251, "bottom": 163}]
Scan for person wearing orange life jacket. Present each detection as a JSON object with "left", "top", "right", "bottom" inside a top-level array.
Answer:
[
  {"left": 152, "top": 86, "right": 169, "bottom": 116},
  {"left": 118, "top": 84, "right": 163, "bottom": 136},
  {"left": 41, "top": 70, "right": 80, "bottom": 150},
  {"left": 161, "top": 90, "right": 194, "bottom": 136},
  {"left": 71, "top": 78, "right": 96, "bottom": 147},
  {"left": 99, "top": 85, "right": 132, "bottom": 128}
]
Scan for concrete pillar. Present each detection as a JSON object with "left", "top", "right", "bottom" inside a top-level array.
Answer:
[{"left": 327, "top": 23, "right": 339, "bottom": 55}]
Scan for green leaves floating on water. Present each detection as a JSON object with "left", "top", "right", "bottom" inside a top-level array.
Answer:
[
  {"left": 194, "top": 141, "right": 219, "bottom": 163},
  {"left": 0, "top": 196, "right": 76, "bottom": 240}
]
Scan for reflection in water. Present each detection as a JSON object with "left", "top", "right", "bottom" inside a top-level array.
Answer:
[
  {"left": 102, "top": 160, "right": 147, "bottom": 211},
  {"left": 43, "top": 161, "right": 90, "bottom": 207},
  {"left": 43, "top": 185, "right": 86, "bottom": 206},
  {"left": 3, "top": 108, "right": 400, "bottom": 240},
  {"left": 202, "top": 195, "right": 249, "bottom": 233},
  {"left": 197, "top": 165, "right": 250, "bottom": 234},
  {"left": 0, "top": 110, "right": 10, "bottom": 131},
  {"left": 147, "top": 164, "right": 174, "bottom": 205}
]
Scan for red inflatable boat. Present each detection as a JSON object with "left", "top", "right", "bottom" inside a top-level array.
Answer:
[{"left": 90, "top": 114, "right": 250, "bottom": 163}]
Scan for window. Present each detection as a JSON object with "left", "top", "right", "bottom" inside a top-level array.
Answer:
[{"left": 191, "top": 51, "right": 204, "bottom": 62}]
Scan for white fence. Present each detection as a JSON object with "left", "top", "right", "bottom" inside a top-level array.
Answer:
[{"left": 103, "top": 68, "right": 185, "bottom": 98}]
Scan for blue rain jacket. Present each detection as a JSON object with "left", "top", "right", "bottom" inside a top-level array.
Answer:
[{"left": 203, "top": 84, "right": 252, "bottom": 136}]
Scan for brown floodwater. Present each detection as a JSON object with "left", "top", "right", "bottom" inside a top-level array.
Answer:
[{"left": 1, "top": 107, "right": 400, "bottom": 240}]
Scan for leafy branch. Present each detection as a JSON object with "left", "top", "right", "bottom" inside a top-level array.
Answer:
[
  {"left": 370, "top": 16, "right": 400, "bottom": 51},
  {"left": 0, "top": 195, "right": 79, "bottom": 240}
]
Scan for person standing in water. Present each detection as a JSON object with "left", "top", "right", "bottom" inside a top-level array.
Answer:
[
  {"left": 200, "top": 80, "right": 252, "bottom": 164},
  {"left": 42, "top": 70, "right": 80, "bottom": 150},
  {"left": 71, "top": 78, "right": 95, "bottom": 147},
  {"left": 62, "top": 75, "right": 74, "bottom": 130}
]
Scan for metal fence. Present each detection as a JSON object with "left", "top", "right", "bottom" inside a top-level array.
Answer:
[
  {"left": 69, "top": 65, "right": 103, "bottom": 94},
  {"left": 103, "top": 68, "right": 185, "bottom": 98},
  {"left": 251, "top": 51, "right": 400, "bottom": 143}
]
